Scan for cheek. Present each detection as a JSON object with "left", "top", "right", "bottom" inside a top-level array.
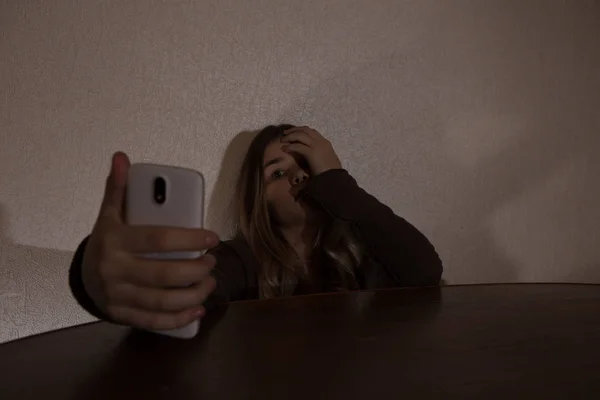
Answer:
[{"left": 266, "top": 181, "right": 294, "bottom": 208}]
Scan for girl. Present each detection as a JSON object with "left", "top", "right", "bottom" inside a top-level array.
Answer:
[{"left": 70, "top": 125, "right": 442, "bottom": 330}]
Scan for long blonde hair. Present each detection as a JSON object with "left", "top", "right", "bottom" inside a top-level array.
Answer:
[{"left": 236, "top": 124, "right": 364, "bottom": 298}]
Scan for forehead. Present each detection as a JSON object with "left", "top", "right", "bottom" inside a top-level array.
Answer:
[{"left": 263, "top": 140, "right": 285, "bottom": 163}]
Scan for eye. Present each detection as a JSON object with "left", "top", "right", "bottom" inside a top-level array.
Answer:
[{"left": 271, "top": 169, "right": 286, "bottom": 180}]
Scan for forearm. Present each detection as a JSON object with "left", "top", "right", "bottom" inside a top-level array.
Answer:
[
  {"left": 68, "top": 236, "right": 112, "bottom": 320},
  {"left": 305, "top": 169, "right": 442, "bottom": 286}
]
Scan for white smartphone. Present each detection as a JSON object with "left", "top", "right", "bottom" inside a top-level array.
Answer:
[{"left": 126, "top": 163, "right": 205, "bottom": 339}]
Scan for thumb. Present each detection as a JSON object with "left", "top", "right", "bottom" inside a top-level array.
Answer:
[{"left": 99, "top": 152, "right": 131, "bottom": 221}]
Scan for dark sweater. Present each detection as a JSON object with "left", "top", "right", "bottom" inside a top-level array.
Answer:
[{"left": 69, "top": 169, "right": 442, "bottom": 320}]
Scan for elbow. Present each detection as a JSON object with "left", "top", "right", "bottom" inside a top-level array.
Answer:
[
  {"left": 413, "top": 246, "right": 444, "bottom": 287},
  {"left": 426, "top": 255, "right": 444, "bottom": 286}
]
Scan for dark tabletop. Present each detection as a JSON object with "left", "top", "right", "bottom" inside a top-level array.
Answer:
[{"left": 1, "top": 284, "right": 599, "bottom": 399}]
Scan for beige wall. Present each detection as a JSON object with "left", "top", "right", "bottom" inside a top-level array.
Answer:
[{"left": 1, "top": 0, "right": 599, "bottom": 342}]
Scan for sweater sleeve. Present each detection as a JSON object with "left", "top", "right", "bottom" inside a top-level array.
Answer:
[
  {"left": 68, "top": 236, "right": 109, "bottom": 320},
  {"left": 303, "top": 169, "right": 443, "bottom": 286}
]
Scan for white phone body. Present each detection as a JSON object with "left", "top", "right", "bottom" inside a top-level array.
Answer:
[{"left": 126, "top": 163, "right": 205, "bottom": 339}]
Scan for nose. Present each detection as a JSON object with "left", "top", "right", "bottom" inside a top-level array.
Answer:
[{"left": 290, "top": 168, "right": 309, "bottom": 186}]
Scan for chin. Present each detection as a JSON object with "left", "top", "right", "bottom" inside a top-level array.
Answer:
[
  {"left": 270, "top": 196, "right": 316, "bottom": 226},
  {"left": 285, "top": 201, "right": 312, "bottom": 225},
  {"left": 298, "top": 200, "right": 318, "bottom": 221}
]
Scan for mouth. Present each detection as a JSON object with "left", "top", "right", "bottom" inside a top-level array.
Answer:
[{"left": 290, "top": 183, "right": 308, "bottom": 200}]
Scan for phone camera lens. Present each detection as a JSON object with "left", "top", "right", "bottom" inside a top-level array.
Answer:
[{"left": 153, "top": 177, "right": 166, "bottom": 205}]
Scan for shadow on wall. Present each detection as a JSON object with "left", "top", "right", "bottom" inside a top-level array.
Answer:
[
  {"left": 205, "top": 130, "right": 258, "bottom": 239},
  {"left": 278, "top": 45, "right": 599, "bottom": 284},
  {"left": 0, "top": 203, "right": 95, "bottom": 343}
]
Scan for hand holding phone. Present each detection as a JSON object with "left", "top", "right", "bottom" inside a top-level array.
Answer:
[
  {"left": 80, "top": 153, "right": 219, "bottom": 339},
  {"left": 126, "top": 162, "right": 209, "bottom": 338}
]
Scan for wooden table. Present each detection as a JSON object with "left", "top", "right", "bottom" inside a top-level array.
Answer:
[{"left": 1, "top": 284, "right": 599, "bottom": 399}]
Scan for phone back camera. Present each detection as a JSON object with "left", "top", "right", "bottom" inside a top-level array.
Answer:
[{"left": 153, "top": 177, "right": 167, "bottom": 205}]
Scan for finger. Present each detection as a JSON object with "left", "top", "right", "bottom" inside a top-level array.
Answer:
[
  {"left": 281, "top": 131, "right": 314, "bottom": 146},
  {"left": 111, "top": 276, "right": 217, "bottom": 312},
  {"left": 99, "top": 152, "right": 131, "bottom": 221},
  {"left": 284, "top": 126, "right": 320, "bottom": 139},
  {"left": 121, "top": 226, "right": 220, "bottom": 253},
  {"left": 120, "top": 254, "right": 217, "bottom": 288},
  {"left": 282, "top": 143, "right": 310, "bottom": 157},
  {"left": 109, "top": 304, "right": 205, "bottom": 331}
]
